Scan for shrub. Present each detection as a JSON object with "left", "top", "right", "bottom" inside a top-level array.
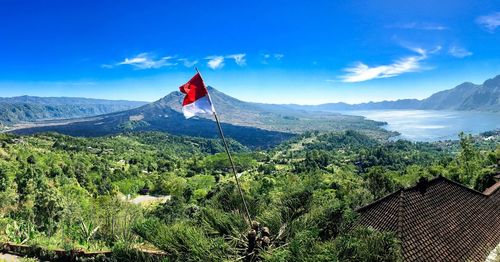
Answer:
[
  {"left": 196, "top": 207, "right": 246, "bottom": 236},
  {"left": 134, "top": 219, "right": 229, "bottom": 261},
  {"left": 335, "top": 227, "right": 402, "bottom": 262}
]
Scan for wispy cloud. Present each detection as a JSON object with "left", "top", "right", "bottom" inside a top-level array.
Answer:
[
  {"left": 262, "top": 53, "right": 284, "bottom": 64},
  {"left": 205, "top": 56, "right": 225, "bottom": 69},
  {"left": 476, "top": 12, "right": 500, "bottom": 32},
  {"left": 339, "top": 47, "right": 436, "bottom": 83},
  {"left": 205, "top": 53, "right": 247, "bottom": 69},
  {"left": 448, "top": 46, "right": 472, "bottom": 58},
  {"left": 107, "top": 52, "right": 247, "bottom": 70},
  {"left": 178, "top": 58, "right": 198, "bottom": 68},
  {"left": 388, "top": 22, "right": 448, "bottom": 31},
  {"left": 226, "top": 53, "right": 246, "bottom": 66},
  {"left": 274, "top": 53, "right": 284, "bottom": 60},
  {"left": 103, "top": 53, "right": 176, "bottom": 69}
]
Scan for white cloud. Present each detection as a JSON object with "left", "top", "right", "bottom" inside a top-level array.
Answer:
[
  {"left": 107, "top": 53, "right": 176, "bottom": 69},
  {"left": 226, "top": 53, "right": 246, "bottom": 66},
  {"left": 178, "top": 58, "right": 198, "bottom": 67},
  {"left": 107, "top": 52, "right": 246, "bottom": 70},
  {"left": 389, "top": 22, "right": 448, "bottom": 31},
  {"left": 476, "top": 12, "right": 500, "bottom": 32},
  {"left": 339, "top": 48, "right": 431, "bottom": 83},
  {"left": 205, "top": 53, "right": 247, "bottom": 69},
  {"left": 262, "top": 53, "right": 284, "bottom": 64},
  {"left": 206, "top": 56, "right": 225, "bottom": 69},
  {"left": 448, "top": 46, "right": 473, "bottom": 58}
]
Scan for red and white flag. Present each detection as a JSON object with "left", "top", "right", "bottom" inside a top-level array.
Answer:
[{"left": 179, "top": 72, "right": 215, "bottom": 119}]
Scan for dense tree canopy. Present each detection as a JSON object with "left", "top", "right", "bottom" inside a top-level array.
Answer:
[{"left": 0, "top": 130, "right": 498, "bottom": 261}]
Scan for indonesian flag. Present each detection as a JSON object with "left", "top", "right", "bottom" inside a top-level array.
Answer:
[{"left": 179, "top": 72, "right": 215, "bottom": 119}]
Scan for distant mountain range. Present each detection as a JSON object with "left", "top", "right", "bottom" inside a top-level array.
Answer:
[
  {"left": 289, "top": 75, "right": 500, "bottom": 112},
  {"left": 420, "top": 75, "right": 499, "bottom": 111},
  {"left": 11, "top": 87, "right": 387, "bottom": 148},
  {"left": 2, "top": 74, "right": 498, "bottom": 126},
  {"left": 5, "top": 74, "right": 500, "bottom": 147},
  {"left": 0, "top": 96, "right": 147, "bottom": 125}
]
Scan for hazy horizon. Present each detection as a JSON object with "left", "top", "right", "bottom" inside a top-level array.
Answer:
[{"left": 0, "top": 79, "right": 478, "bottom": 106}]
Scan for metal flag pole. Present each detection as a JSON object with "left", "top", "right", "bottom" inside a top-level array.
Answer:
[{"left": 195, "top": 67, "right": 252, "bottom": 225}]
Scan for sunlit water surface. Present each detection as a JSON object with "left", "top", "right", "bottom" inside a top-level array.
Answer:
[{"left": 339, "top": 110, "right": 500, "bottom": 142}]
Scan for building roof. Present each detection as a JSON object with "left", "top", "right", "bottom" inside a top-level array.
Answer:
[{"left": 357, "top": 176, "right": 500, "bottom": 262}]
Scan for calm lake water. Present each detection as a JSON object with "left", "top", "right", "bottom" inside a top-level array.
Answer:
[{"left": 339, "top": 110, "right": 500, "bottom": 142}]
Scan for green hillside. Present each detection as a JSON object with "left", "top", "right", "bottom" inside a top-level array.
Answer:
[{"left": 0, "top": 131, "right": 497, "bottom": 261}]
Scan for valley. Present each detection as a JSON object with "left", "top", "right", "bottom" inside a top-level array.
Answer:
[
  {"left": 3, "top": 75, "right": 499, "bottom": 149},
  {"left": 7, "top": 87, "right": 392, "bottom": 148}
]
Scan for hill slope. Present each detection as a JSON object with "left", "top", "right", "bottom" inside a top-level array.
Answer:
[{"left": 0, "top": 96, "right": 147, "bottom": 125}]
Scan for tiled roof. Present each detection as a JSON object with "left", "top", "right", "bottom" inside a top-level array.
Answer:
[{"left": 357, "top": 176, "right": 500, "bottom": 262}]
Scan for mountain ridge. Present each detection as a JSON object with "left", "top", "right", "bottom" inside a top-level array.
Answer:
[
  {"left": 2, "top": 74, "right": 498, "bottom": 126},
  {"left": 0, "top": 95, "right": 148, "bottom": 106},
  {"left": 288, "top": 75, "right": 500, "bottom": 112},
  {"left": 0, "top": 96, "right": 148, "bottom": 125}
]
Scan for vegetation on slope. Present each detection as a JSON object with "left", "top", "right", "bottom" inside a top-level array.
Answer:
[{"left": 0, "top": 130, "right": 497, "bottom": 261}]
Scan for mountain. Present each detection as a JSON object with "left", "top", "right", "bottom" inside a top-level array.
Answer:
[
  {"left": 418, "top": 75, "right": 500, "bottom": 111},
  {"left": 11, "top": 87, "right": 388, "bottom": 148},
  {"left": 157, "top": 87, "right": 387, "bottom": 133},
  {"left": 418, "top": 82, "right": 478, "bottom": 110},
  {"left": 428, "top": 75, "right": 500, "bottom": 111},
  {"left": 0, "top": 96, "right": 147, "bottom": 106},
  {"left": 0, "top": 96, "right": 147, "bottom": 125},
  {"left": 286, "top": 99, "right": 423, "bottom": 111},
  {"left": 6, "top": 74, "right": 499, "bottom": 147},
  {"left": 291, "top": 75, "right": 500, "bottom": 112}
]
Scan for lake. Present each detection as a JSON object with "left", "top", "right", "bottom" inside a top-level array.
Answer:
[{"left": 339, "top": 110, "right": 500, "bottom": 142}]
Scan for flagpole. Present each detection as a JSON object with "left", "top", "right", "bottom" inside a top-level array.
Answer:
[{"left": 195, "top": 67, "right": 252, "bottom": 225}]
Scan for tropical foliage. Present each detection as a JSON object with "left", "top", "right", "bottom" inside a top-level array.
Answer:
[{"left": 0, "top": 130, "right": 498, "bottom": 261}]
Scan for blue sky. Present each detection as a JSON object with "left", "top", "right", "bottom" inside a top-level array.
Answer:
[{"left": 0, "top": 0, "right": 499, "bottom": 104}]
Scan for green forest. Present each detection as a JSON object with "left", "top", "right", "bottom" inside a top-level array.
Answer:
[{"left": 0, "top": 130, "right": 498, "bottom": 261}]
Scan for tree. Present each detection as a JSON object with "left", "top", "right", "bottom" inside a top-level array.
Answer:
[
  {"left": 457, "top": 133, "right": 481, "bottom": 188},
  {"left": 0, "top": 168, "right": 7, "bottom": 191},
  {"left": 15, "top": 166, "right": 46, "bottom": 201},
  {"left": 34, "top": 187, "right": 64, "bottom": 236},
  {"left": 365, "top": 167, "right": 396, "bottom": 199}
]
